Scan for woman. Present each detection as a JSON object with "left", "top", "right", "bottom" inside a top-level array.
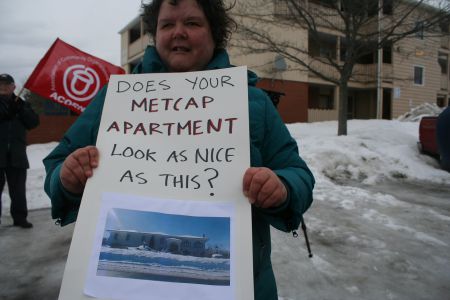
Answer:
[{"left": 43, "top": 0, "right": 315, "bottom": 299}]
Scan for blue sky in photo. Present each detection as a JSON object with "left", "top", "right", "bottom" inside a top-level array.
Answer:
[{"left": 105, "top": 208, "right": 231, "bottom": 250}]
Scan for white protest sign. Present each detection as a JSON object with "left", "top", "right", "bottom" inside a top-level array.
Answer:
[{"left": 58, "top": 66, "right": 254, "bottom": 300}]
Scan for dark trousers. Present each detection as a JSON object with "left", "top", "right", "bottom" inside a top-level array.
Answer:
[{"left": 0, "top": 167, "right": 28, "bottom": 222}]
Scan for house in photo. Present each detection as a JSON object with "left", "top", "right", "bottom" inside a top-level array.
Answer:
[{"left": 105, "top": 229, "right": 209, "bottom": 257}]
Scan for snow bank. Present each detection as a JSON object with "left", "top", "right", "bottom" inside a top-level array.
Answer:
[
  {"left": 397, "top": 102, "right": 443, "bottom": 122},
  {"left": 3, "top": 120, "right": 449, "bottom": 216},
  {"left": 288, "top": 119, "right": 448, "bottom": 186}
]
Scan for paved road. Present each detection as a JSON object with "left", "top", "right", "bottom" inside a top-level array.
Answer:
[
  {"left": 272, "top": 180, "right": 450, "bottom": 300},
  {"left": 0, "top": 209, "right": 74, "bottom": 300},
  {"left": 1, "top": 179, "right": 449, "bottom": 300}
]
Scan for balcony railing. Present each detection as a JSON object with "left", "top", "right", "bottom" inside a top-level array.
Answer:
[
  {"left": 308, "top": 108, "right": 338, "bottom": 122},
  {"left": 351, "top": 64, "right": 376, "bottom": 82},
  {"left": 308, "top": 59, "right": 340, "bottom": 80},
  {"left": 309, "top": 61, "right": 393, "bottom": 84}
]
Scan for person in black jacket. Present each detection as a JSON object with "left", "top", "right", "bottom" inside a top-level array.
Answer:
[
  {"left": 0, "top": 74, "right": 39, "bottom": 228},
  {"left": 437, "top": 105, "right": 450, "bottom": 172}
]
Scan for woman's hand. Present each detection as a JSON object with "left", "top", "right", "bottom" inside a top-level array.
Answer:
[
  {"left": 60, "top": 146, "right": 99, "bottom": 195},
  {"left": 243, "top": 167, "right": 287, "bottom": 208}
]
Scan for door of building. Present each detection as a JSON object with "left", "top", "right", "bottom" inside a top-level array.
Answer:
[{"left": 383, "top": 89, "right": 392, "bottom": 120}]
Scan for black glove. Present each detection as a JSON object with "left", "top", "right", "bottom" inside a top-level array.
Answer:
[
  {"left": 0, "top": 96, "right": 10, "bottom": 118},
  {"left": 11, "top": 98, "right": 24, "bottom": 114}
]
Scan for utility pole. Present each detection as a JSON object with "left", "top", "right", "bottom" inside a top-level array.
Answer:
[{"left": 376, "top": 0, "right": 383, "bottom": 119}]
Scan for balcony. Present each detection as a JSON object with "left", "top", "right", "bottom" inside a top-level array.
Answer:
[
  {"left": 351, "top": 64, "right": 376, "bottom": 83},
  {"left": 128, "top": 35, "right": 150, "bottom": 60},
  {"left": 309, "top": 62, "right": 393, "bottom": 85},
  {"left": 351, "top": 63, "right": 393, "bottom": 84},
  {"left": 308, "top": 59, "right": 340, "bottom": 81}
]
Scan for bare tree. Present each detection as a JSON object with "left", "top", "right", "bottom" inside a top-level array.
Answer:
[{"left": 232, "top": 0, "right": 450, "bottom": 135}]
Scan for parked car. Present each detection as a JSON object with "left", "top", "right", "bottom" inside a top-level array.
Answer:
[
  {"left": 418, "top": 106, "right": 450, "bottom": 171},
  {"left": 418, "top": 116, "right": 439, "bottom": 157}
]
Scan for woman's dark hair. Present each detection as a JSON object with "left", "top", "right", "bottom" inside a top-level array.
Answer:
[{"left": 142, "top": 0, "right": 236, "bottom": 50}]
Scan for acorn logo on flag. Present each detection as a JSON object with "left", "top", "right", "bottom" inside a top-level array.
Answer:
[
  {"left": 24, "top": 38, "right": 125, "bottom": 114},
  {"left": 63, "top": 65, "right": 100, "bottom": 102}
]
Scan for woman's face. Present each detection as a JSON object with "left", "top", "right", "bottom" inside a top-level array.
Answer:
[{"left": 155, "top": 0, "right": 215, "bottom": 72}]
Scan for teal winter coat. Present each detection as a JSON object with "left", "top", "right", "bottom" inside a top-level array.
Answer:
[{"left": 43, "top": 47, "right": 315, "bottom": 300}]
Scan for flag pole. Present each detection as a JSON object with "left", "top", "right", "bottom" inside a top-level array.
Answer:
[
  {"left": 15, "top": 63, "right": 36, "bottom": 102},
  {"left": 14, "top": 86, "right": 26, "bottom": 102}
]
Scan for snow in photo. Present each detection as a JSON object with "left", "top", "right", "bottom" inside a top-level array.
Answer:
[{"left": 98, "top": 208, "right": 231, "bottom": 285}]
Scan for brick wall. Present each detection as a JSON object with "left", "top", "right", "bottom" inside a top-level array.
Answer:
[
  {"left": 257, "top": 79, "right": 309, "bottom": 123},
  {"left": 27, "top": 115, "right": 78, "bottom": 145}
]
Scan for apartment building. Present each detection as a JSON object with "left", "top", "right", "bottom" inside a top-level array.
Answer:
[
  {"left": 119, "top": 0, "right": 450, "bottom": 123},
  {"left": 105, "top": 229, "right": 208, "bottom": 257}
]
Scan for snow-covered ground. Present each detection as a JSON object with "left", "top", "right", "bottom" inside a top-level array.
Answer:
[
  {"left": 272, "top": 118, "right": 450, "bottom": 300},
  {"left": 1, "top": 106, "right": 450, "bottom": 299},
  {"left": 4, "top": 116, "right": 448, "bottom": 215}
]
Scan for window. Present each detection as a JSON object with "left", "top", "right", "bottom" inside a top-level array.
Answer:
[
  {"left": 366, "top": 1, "right": 378, "bottom": 17},
  {"left": 128, "top": 22, "right": 141, "bottom": 44},
  {"left": 439, "top": 20, "right": 449, "bottom": 34},
  {"left": 309, "top": 85, "right": 335, "bottom": 109},
  {"left": 309, "top": 31, "right": 337, "bottom": 59},
  {"left": 438, "top": 52, "right": 448, "bottom": 75},
  {"left": 373, "top": 42, "right": 392, "bottom": 64},
  {"left": 437, "top": 95, "right": 446, "bottom": 108},
  {"left": 342, "top": 1, "right": 377, "bottom": 17},
  {"left": 383, "top": 0, "right": 393, "bottom": 15},
  {"left": 414, "top": 66, "right": 424, "bottom": 85},
  {"left": 341, "top": 39, "right": 377, "bottom": 64},
  {"left": 382, "top": 43, "right": 392, "bottom": 64},
  {"left": 414, "top": 21, "right": 424, "bottom": 39}
]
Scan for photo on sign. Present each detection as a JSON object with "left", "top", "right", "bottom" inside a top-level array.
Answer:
[{"left": 97, "top": 208, "right": 231, "bottom": 286}]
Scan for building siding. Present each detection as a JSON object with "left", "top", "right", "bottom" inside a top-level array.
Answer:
[
  {"left": 119, "top": 2, "right": 450, "bottom": 123},
  {"left": 257, "top": 79, "right": 309, "bottom": 123}
]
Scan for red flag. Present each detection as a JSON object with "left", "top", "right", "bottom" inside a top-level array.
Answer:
[{"left": 24, "top": 38, "right": 125, "bottom": 114}]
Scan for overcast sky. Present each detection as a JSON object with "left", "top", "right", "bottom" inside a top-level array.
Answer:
[{"left": 0, "top": 0, "right": 143, "bottom": 89}]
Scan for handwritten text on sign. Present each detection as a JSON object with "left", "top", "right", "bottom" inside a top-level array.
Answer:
[{"left": 99, "top": 67, "right": 249, "bottom": 198}]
